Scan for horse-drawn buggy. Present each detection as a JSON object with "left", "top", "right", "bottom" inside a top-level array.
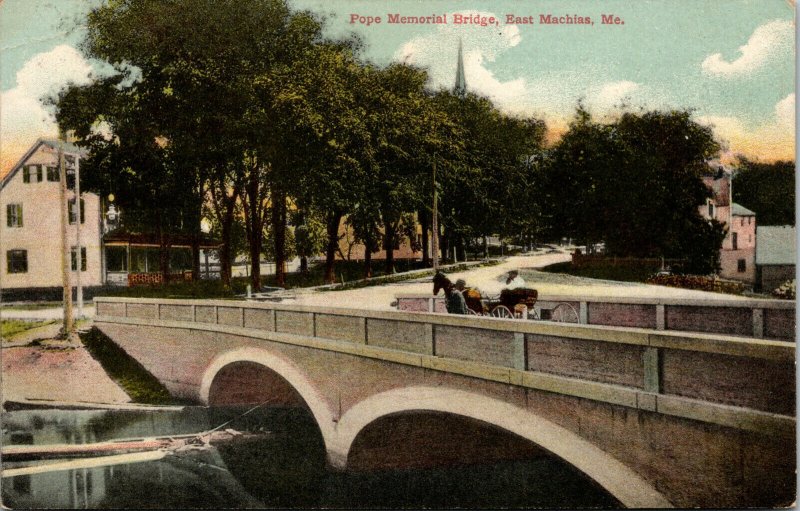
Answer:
[{"left": 433, "top": 271, "right": 580, "bottom": 322}]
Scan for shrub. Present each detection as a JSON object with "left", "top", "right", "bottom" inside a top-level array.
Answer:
[
  {"left": 772, "top": 279, "right": 796, "bottom": 300},
  {"left": 645, "top": 274, "right": 745, "bottom": 294}
]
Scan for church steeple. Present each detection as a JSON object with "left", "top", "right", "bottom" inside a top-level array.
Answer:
[{"left": 454, "top": 38, "right": 466, "bottom": 97}]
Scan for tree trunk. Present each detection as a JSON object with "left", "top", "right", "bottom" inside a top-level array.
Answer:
[
  {"left": 191, "top": 235, "right": 200, "bottom": 283},
  {"left": 271, "top": 187, "right": 287, "bottom": 287},
  {"left": 440, "top": 228, "right": 450, "bottom": 265},
  {"left": 158, "top": 225, "right": 170, "bottom": 285},
  {"left": 209, "top": 177, "right": 239, "bottom": 289},
  {"left": 219, "top": 214, "right": 233, "bottom": 288},
  {"left": 383, "top": 221, "right": 396, "bottom": 274},
  {"left": 324, "top": 211, "right": 343, "bottom": 284},
  {"left": 364, "top": 236, "right": 373, "bottom": 278},
  {"left": 248, "top": 230, "right": 261, "bottom": 290},
  {"left": 457, "top": 237, "right": 466, "bottom": 262},
  {"left": 483, "top": 236, "right": 489, "bottom": 259},
  {"left": 419, "top": 210, "right": 430, "bottom": 267}
]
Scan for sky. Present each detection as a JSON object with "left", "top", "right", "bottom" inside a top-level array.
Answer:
[{"left": 0, "top": 0, "right": 795, "bottom": 175}]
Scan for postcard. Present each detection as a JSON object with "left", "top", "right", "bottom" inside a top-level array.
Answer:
[{"left": 0, "top": 0, "right": 795, "bottom": 508}]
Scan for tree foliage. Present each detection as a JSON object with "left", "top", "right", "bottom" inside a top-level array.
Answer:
[
  {"left": 538, "top": 106, "right": 725, "bottom": 273},
  {"left": 732, "top": 158, "right": 795, "bottom": 226}
]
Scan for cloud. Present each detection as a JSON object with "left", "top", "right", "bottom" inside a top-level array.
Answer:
[
  {"left": 586, "top": 80, "right": 640, "bottom": 111},
  {"left": 395, "top": 11, "right": 526, "bottom": 111},
  {"left": 1, "top": 45, "right": 95, "bottom": 173},
  {"left": 775, "top": 92, "right": 794, "bottom": 129},
  {"left": 701, "top": 20, "right": 793, "bottom": 77},
  {"left": 697, "top": 94, "right": 795, "bottom": 161}
]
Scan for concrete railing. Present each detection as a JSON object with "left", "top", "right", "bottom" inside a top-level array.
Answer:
[
  {"left": 95, "top": 296, "right": 795, "bottom": 435},
  {"left": 396, "top": 293, "right": 795, "bottom": 341}
]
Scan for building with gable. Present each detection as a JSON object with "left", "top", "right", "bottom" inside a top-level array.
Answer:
[
  {"left": 0, "top": 139, "right": 103, "bottom": 299},
  {"left": 701, "top": 165, "right": 756, "bottom": 284}
]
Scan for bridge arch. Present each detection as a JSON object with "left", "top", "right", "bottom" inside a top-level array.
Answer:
[
  {"left": 199, "top": 347, "right": 337, "bottom": 449},
  {"left": 333, "top": 386, "right": 673, "bottom": 509}
]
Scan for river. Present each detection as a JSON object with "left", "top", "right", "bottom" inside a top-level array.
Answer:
[{"left": 2, "top": 406, "right": 620, "bottom": 509}]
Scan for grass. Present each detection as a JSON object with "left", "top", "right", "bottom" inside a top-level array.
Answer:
[
  {"left": 80, "top": 327, "right": 175, "bottom": 404},
  {"left": 540, "top": 261, "right": 658, "bottom": 283},
  {"left": 1, "top": 319, "right": 57, "bottom": 339},
  {"left": 324, "top": 259, "right": 502, "bottom": 292},
  {"left": 1, "top": 302, "right": 62, "bottom": 310}
]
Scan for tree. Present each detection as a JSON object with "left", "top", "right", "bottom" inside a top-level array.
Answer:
[
  {"left": 290, "top": 208, "right": 326, "bottom": 274},
  {"left": 733, "top": 158, "right": 795, "bottom": 226},
  {"left": 434, "top": 91, "right": 545, "bottom": 258},
  {"left": 55, "top": 0, "right": 335, "bottom": 289},
  {"left": 538, "top": 106, "right": 724, "bottom": 272}
]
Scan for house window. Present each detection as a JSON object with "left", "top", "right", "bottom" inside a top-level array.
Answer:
[
  {"left": 732, "top": 232, "right": 738, "bottom": 250},
  {"left": 707, "top": 202, "right": 714, "bottom": 218},
  {"left": 71, "top": 246, "right": 87, "bottom": 272},
  {"left": 7, "top": 250, "right": 28, "bottom": 273},
  {"left": 106, "top": 246, "right": 128, "bottom": 272},
  {"left": 737, "top": 259, "right": 746, "bottom": 272},
  {"left": 22, "top": 165, "right": 43, "bottom": 183},
  {"left": 6, "top": 204, "right": 22, "bottom": 227},
  {"left": 46, "top": 166, "right": 59, "bottom": 182},
  {"left": 68, "top": 198, "right": 85, "bottom": 224}
]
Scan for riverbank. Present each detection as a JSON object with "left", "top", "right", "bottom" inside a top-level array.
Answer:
[{"left": 1, "top": 321, "right": 132, "bottom": 408}]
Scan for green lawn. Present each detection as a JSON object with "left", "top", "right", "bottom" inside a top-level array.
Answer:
[
  {"left": 1, "top": 302, "right": 62, "bottom": 311},
  {"left": 1, "top": 320, "right": 57, "bottom": 339},
  {"left": 80, "top": 327, "right": 175, "bottom": 404},
  {"left": 540, "top": 261, "right": 659, "bottom": 283},
  {"left": 99, "top": 259, "right": 495, "bottom": 299}
]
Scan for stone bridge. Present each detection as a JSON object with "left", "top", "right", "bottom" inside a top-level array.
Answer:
[{"left": 94, "top": 297, "right": 795, "bottom": 508}]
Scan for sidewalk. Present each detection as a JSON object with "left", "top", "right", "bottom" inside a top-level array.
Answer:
[{"left": 1, "top": 321, "right": 131, "bottom": 406}]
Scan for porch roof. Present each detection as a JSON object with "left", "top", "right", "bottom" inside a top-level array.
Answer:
[{"left": 103, "top": 230, "right": 220, "bottom": 249}]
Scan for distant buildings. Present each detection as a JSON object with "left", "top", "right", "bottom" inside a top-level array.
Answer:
[
  {"left": 701, "top": 165, "right": 757, "bottom": 285},
  {"left": 755, "top": 225, "right": 796, "bottom": 292}
]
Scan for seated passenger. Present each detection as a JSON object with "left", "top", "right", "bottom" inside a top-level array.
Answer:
[
  {"left": 505, "top": 270, "right": 526, "bottom": 289},
  {"left": 455, "top": 278, "right": 483, "bottom": 314},
  {"left": 433, "top": 272, "right": 468, "bottom": 315}
]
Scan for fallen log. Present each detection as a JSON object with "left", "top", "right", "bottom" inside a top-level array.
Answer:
[
  {"left": 3, "top": 451, "right": 169, "bottom": 478},
  {"left": 2, "top": 429, "right": 255, "bottom": 462}
]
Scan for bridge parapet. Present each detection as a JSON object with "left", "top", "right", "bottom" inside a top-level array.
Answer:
[
  {"left": 95, "top": 297, "right": 794, "bottom": 435},
  {"left": 396, "top": 293, "right": 795, "bottom": 341}
]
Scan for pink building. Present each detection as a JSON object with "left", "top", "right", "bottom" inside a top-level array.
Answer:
[{"left": 701, "top": 168, "right": 756, "bottom": 284}]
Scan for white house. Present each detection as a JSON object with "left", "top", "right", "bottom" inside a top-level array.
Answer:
[
  {"left": 0, "top": 139, "right": 102, "bottom": 298},
  {"left": 755, "top": 225, "right": 796, "bottom": 292}
]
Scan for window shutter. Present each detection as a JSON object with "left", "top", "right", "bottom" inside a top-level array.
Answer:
[
  {"left": 5, "top": 205, "right": 11, "bottom": 227},
  {"left": 17, "top": 205, "right": 22, "bottom": 227},
  {"left": 36, "top": 165, "right": 43, "bottom": 182},
  {"left": 23, "top": 166, "right": 30, "bottom": 183}
]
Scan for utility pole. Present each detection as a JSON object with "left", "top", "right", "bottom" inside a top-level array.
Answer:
[
  {"left": 74, "top": 149, "right": 83, "bottom": 316},
  {"left": 431, "top": 156, "right": 439, "bottom": 271},
  {"left": 58, "top": 131, "right": 73, "bottom": 336}
]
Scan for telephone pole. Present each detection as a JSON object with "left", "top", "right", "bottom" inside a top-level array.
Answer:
[
  {"left": 431, "top": 156, "right": 439, "bottom": 271},
  {"left": 74, "top": 147, "right": 83, "bottom": 316},
  {"left": 58, "top": 131, "right": 73, "bottom": 336}
]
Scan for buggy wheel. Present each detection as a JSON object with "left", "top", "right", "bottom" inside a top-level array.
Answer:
[
  {"left": 490, "top": 305, "right": 514, "bottom": 319},
  {"left": 467, "top": 308, "right": 481, "bottom": 316},
  {"left": 551, "top": 303, "right": 579, "bottom": 323}
]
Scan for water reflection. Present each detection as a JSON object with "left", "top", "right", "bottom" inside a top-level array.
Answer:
[{"left": 3, "top": 406, "right": 620, "bottom": 509}]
